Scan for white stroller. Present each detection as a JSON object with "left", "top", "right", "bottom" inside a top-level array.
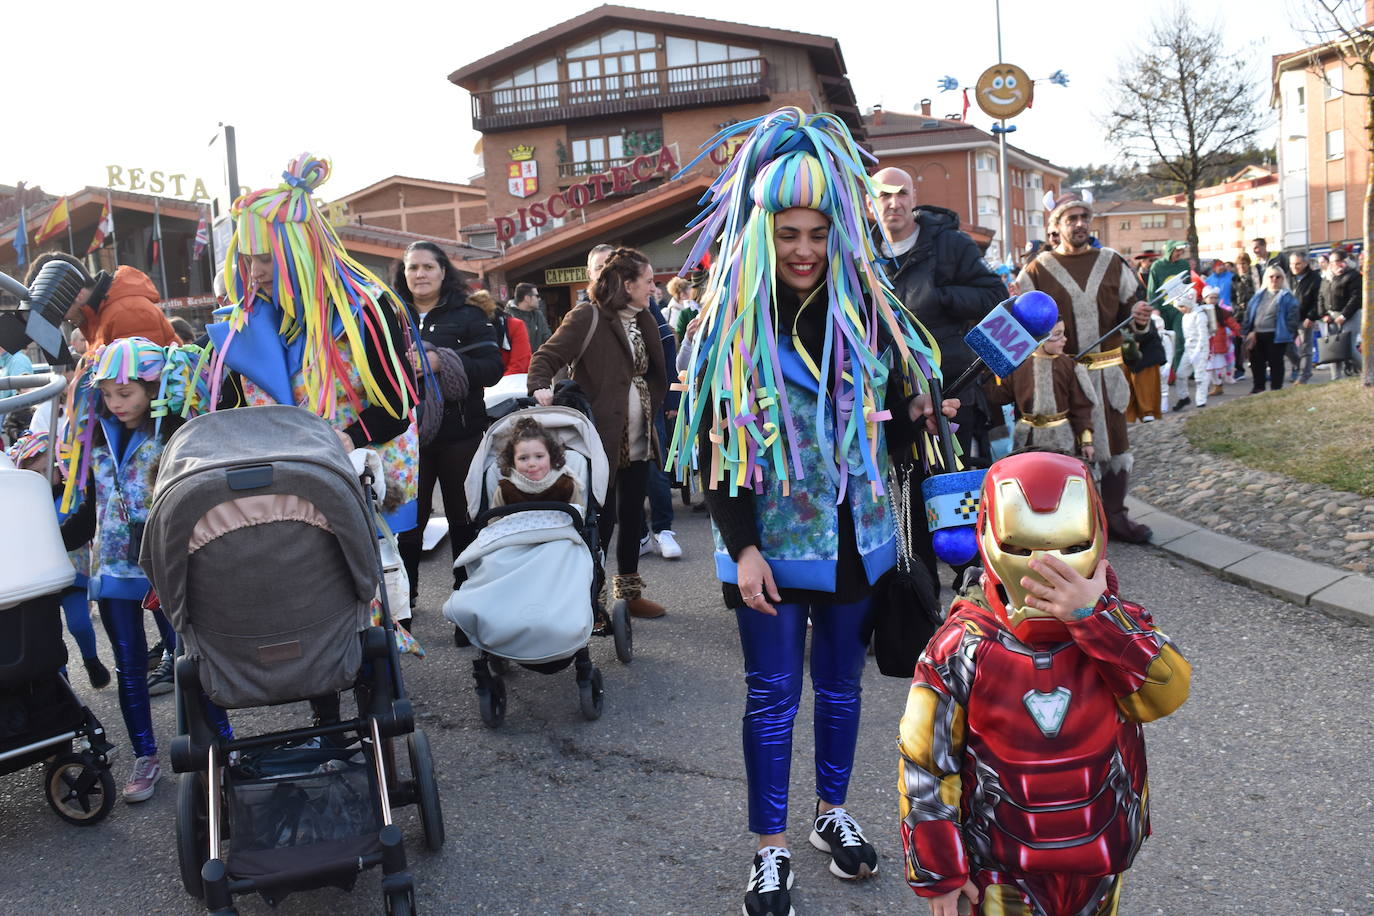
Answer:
[{"left": 442, "top": 404, "right": 630, "bottom": 727}]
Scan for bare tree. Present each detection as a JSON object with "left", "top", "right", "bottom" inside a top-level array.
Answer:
[
  {"left": 1298, "top": 0, "right": 1374, "bottom": 387},
  {"left": 1105, "top": 5, "right": 1268, "bottom": 261}
]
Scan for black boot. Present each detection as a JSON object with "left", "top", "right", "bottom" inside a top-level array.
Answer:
[{"left": 1099, "top": 469, "right": 1152, "bottom": 544}]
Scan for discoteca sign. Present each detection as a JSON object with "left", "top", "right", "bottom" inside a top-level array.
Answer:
[{"left": 495, "top": 146, "right": 679, "bottom": 243}]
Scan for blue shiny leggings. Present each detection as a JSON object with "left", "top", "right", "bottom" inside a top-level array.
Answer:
[
  {"left": 60, "top": 588, "right": 98, "bottom": 660},
  {"left": 99, "top": 598, "right": 231, "bottom": 758},
  {"left": 735, "top": 596, "right": 872, "bottom": 836}
]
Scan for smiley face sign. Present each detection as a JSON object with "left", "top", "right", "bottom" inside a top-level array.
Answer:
[{"left": 975, "top": 63, "right": 1033, "bottom": 120}]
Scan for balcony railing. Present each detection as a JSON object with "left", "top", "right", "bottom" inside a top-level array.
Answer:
[
  {"left": 472, "top": 57, "right": 769, "bottom": 131},
  {"left": 557, "top": 158, "right": 629, "bottom": 181}
]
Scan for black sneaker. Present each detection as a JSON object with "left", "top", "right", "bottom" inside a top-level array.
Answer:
[
  {"left": 809, "top": 805, "right": 878, "bottom": 879},
  {"left": 1172, "top": 397, "right": 1191, "bottom": 412},
  {"left": 744, "top": 846, "right": 794, "bottom": 916},
  {"left": 147, "top": 653, "right": 174, "bottom": 696},
  {"left": 145, "top": 641, "right": 165, "bottom": 667}
]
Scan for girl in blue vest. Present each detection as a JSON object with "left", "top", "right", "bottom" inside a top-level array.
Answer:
[
  {"left": 61, "top": 337, "right": 231, "bottom": 803},
  {"left": 670, "top": 109, "right": 955, "bottom": 916}
]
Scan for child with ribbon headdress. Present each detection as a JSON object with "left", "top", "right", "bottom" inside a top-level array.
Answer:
[
  {"left": 59, "top": 336, "right": 230, "bottom": 804},
  {"left": 667, "top": 107, "right": 954, "bottom": 916},
  {"left": 206, "top": 153, "right": 421, "bottom": 533}
]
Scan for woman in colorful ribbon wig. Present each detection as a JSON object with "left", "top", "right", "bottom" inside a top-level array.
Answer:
[
  {"left": 59, "top": 336, "right": 229, "bottom": 803},
  {"left": 669, "top": 108, "right": 955, "bottom": 916},
  {"left": 207, "top": 153, "right": 420, "bottom": 534}
]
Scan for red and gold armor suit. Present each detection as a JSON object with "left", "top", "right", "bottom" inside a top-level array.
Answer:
[{"left": 898, "top": 453, "right": 1191, "bottom": 915}]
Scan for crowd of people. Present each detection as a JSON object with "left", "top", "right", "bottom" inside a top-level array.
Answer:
[{"left": 2, "top": 115, "right": 1207, "bottom": 915}]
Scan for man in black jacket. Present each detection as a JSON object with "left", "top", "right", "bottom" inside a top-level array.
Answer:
[
  {"left": 870, "top": 167, "right": 1005, "bottom": 462},
  {"left": 1319, "top": 248, "right": 1363, "bottom": 377},
  {"left": 1288, "top": 251, "right": 1322, "bottom": 383}
]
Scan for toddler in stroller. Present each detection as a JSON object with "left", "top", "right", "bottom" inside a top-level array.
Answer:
[
  {"left": 142, "top": 405, "right": 442, "bottom": 914},
  {"left": 443, "top": 405, "right": 630, "bottom": 728}
]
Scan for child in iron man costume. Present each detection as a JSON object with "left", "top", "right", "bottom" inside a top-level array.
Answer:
[{"left": 898, "top": 451, "right": 1190, "bottom": 916}]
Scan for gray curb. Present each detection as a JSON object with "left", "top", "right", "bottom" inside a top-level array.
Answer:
[{"left": 1126, "top": 496, "right": 1374, "bottom": 627}]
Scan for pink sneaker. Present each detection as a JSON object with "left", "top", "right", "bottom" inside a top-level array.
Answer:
[{"left": 123, "top": 755, "right": 162, "bottom": 803}]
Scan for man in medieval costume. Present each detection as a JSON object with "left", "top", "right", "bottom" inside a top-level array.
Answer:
[{"left": 1014, "top": 192, "right": 1154, "bottom": 543}]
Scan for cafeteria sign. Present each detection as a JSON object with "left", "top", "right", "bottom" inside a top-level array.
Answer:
[
  {"left": 496, "top": 145, "right": 679, "bottom": 243},
  {"left": 545, "top": 266, "right": 588, "bottom": 285}
]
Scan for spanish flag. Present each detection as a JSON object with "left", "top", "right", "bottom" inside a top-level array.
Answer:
[
  {"left": 87, "top": 194, "right": 113, "bottom": 255},
  {"left": 34, "top": 196, "right": 70, "bottom": 245}
]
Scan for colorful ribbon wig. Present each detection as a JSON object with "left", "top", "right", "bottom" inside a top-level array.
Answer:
[
  {"left": 668, "top": 108, "right": 941, "bottom": 500},
  {"left": 60, "top": 337, "right": 214, "bottom": 509},
  {"left": 219, "top": 153, "right": 416, "bottom": 422}
]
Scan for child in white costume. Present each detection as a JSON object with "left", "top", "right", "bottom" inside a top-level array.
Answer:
[{"left": 1173, "top": 289, "right": 1215, "bottom": 410}]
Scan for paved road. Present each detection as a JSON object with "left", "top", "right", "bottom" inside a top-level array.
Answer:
[{"left": 3, "top": 507, "right": 1373, "bottom": 915}]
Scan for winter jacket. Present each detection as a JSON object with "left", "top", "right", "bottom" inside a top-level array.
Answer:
[
  {"left": 1180, "top": 307, "right": 1213, "bottom": 358},
  {"left": 1205, "top": 270, "right": 1233, "bottom": 306},
  {"left": 507, "top": 304, "right": 551, "bottom": 352},
  {"left": 1319, "top": 268, "right": 1362, "bottom": 321},
  {"left": 72, "top": 266, "right": 178, "bottom": 348},
  {"left": 499, "top": 313, "right": 532, "bottom": 375},
  {"left": 1243, "top": 289, "right": 1300, "bottom": 344},
  {"left": 648, "top": 299, "right": 680, "bottom": 413},
  {"left": 1289, "top": 267, "right": 1322, "bottom": 323},
  {"left": 414, "top": 292, "right": 504, "bottom": 442},
  {"left": 875, "top": 206, "right": 1004, "bottom": 380}
]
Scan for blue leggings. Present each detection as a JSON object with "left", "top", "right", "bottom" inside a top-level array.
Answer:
[
  {"left": 60, "top": 588, "right": 99, "bottom": 660},
  {"left": 99, "top": 598, "right": 231, "bottom": 758},
  {"left": 735, "top": 596, "right": 872, "bottom": 836}
]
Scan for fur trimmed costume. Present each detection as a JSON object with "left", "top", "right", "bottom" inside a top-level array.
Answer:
[{"left": 988, "top": 352, "right": 1096, "bottom": 457}]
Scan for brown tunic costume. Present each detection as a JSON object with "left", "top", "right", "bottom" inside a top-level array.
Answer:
[
  {"left": 1013, "top": 249, "right": 1139, "bottom": 463},
  {"left": 988, "top": 352, "right": 1097, "bottom": 455}
]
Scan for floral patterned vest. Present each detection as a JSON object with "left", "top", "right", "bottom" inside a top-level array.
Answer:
[{"left": 713, "top": 338, "right": 897, "bottom": 592}]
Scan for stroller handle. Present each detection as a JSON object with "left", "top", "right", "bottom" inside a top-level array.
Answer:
[{"left": 0, "top": 373, "right": 67, "bottom": 413}]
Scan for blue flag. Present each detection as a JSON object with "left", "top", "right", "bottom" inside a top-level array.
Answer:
[{"left": 14, "top": 207, "right": 28, "bottom": 266}]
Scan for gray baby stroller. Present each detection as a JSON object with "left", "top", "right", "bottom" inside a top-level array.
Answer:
[
  {"left": 442, "top": 404, "right": 628, "bottom": 728},
  {"left": 142, "top": 405, "right": 442, "bottom": 915}
]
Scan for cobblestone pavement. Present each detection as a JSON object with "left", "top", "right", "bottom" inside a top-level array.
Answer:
[{"left": 1128, "top": 383, "right": 1374, "bottom": 574}]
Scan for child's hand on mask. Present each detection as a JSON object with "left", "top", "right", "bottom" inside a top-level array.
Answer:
[{"left": 1021, "top": 555, "right": 1108, "bottom": 623}]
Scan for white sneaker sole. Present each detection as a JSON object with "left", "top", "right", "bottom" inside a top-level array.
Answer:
[{"left": 809, "top": 830, "right": 877, "bottom": 880}]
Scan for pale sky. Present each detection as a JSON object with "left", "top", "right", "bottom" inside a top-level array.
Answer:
[{"left": 4, "top": 0, "right": 1312, "bottom": 205}]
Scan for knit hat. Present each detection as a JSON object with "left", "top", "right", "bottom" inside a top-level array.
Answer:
[
  {"left": 1043, "top": 190, "right": 1093, "bottom": 227},
  {"left": 1201, "top": 285, "right": 1221, "bottom": 300}
]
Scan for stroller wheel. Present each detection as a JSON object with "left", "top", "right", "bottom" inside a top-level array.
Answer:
[
  {"left": 44, "top": 752, "right": 114, "bottom": 827},
  {"left": 611, "top": 600, "right": 633, "bottom": 664},
  {"left": 385, "top": 886, "right": 418, "bottom": 916},
  {"left": 176, "top": 773, "right": 209, "bottom": 898},
  {"left": 406, "top": 730, "right": 445, "bottom": 852},
  {"left": 578, "top": 668, "right": 604, "bottom": 721},
  {"left": 478, "top": 676, "right": 507, "bottom": 729}
]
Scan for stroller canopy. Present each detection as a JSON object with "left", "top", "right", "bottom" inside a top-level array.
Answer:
[
  {"left": 143, "top": 405, "right": 381, "bottom": 636},
  {"left": 464, "top": 406, "right": 608, "bottom": 520}
]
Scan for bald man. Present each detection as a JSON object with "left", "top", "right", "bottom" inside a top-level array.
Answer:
[{"left": 870, "top": 166, "right": 1004, "bottom": 461}]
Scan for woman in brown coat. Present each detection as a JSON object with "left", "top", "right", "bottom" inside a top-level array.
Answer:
[{"left": 527, "top": 247, "right": 668, "bottom": 618}]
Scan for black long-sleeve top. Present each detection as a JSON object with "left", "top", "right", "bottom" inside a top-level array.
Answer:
[{"left": 698, "top": 284, "right": 923, "bottom": 608}]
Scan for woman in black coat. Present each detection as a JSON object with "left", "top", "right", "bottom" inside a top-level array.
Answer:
[{"left": 391, "top": 241, "right": 504, "bottom": 611}]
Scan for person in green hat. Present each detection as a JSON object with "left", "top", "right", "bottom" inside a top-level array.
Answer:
[{"left": 1148, "top": 241, "right": 1191, "bottom": 384}]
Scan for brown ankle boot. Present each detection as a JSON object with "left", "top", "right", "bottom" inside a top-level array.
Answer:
[{"left": 614, "top": 573, "right": 665, "bottom": 619}]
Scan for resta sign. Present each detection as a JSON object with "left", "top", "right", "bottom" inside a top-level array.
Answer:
[
  {"left": 106, "top": 165, "right": 212, "bottom": 202},
  {"left": 496, "top": 146, "right": 679, "bottom": 243}
]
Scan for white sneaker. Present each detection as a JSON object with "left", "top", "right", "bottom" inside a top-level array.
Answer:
[
  {"left": 639, "top": 533, "right": 655, "bottom": 557},
  {"left": 654, "top": 530, "right": 683, "bottom": 559}
]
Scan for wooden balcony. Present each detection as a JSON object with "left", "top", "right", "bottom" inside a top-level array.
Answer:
[{"left": 471, "top": 58, "right": 769, "bottom": 131}]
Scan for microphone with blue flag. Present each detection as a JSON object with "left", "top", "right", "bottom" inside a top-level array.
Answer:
[{"left": 921, "top": 291, "right": 1060, "bottom": 565}]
